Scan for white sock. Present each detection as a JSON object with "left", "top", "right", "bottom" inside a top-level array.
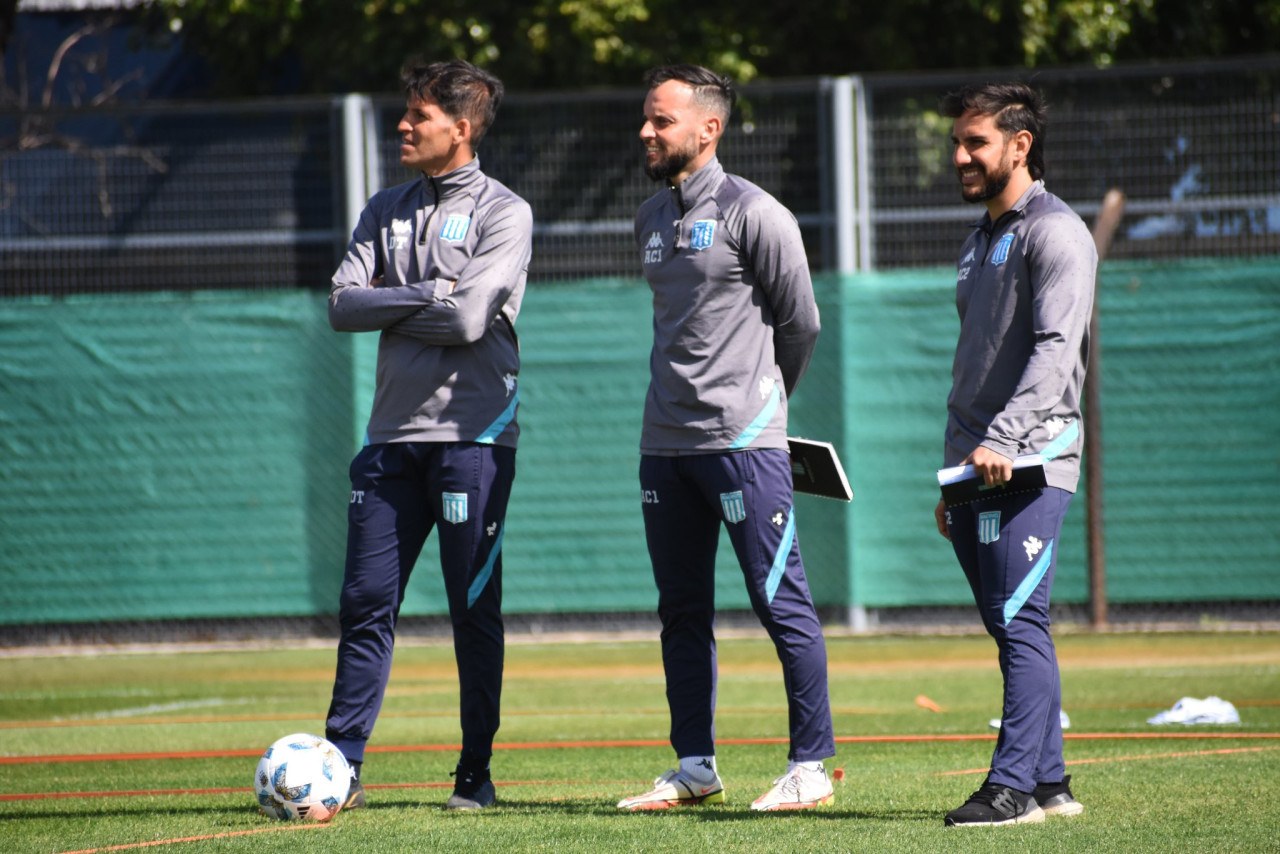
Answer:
[
  {"left": 679, "top": 755, "right": 718, "bottom": 782},
  {"left": 791, "top": 760, "right": 825, "bottom": 775}
]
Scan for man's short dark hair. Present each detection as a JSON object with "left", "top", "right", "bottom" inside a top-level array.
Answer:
[
  {"left": 644, "top": 64, "right": 735, "bottom": 124},
  {"left": 939, "top": 82, "right": 1047, "bottom": 181},
  {"left": 401, "top": 59, "right": 504, "bottom": 146}
]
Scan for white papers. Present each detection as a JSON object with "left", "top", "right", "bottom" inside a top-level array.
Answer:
[{"left": 937, "top": 453, "right": 1045, "bottom": 486}]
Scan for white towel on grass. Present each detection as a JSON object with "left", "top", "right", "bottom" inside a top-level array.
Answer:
[{"left": 1147, "top": 696, "right": 1240, "bottom": 725}]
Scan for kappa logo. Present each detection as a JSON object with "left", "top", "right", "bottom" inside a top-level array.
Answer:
[
  {"left": 961, "top": 247, "right": 976, "bottom": 264},
  {"left": 978, "top": 511, "right": 1001, "bottom": 544},
  {"left": 503, "top": 373, "right": 517, "bottom": 397},
  {"left": 758, "top": 375, "right": 776, "bottom": 401},
  {"left": 721, "top": 491, "right": 747, "bottom": 524},
  {"left": 486, "top": 522, "right": 498, "bottom": 537},
  {"left": 389, "top": 218, "right": 412, "bottom": 250},
  {"left": 439, "top": 213, "right": 471, "bottom": 243},
  {"left": 1024, "top": 535, "right": 1043, "bottom": 561},
  {"left": 771, "top": 510, "right": 786, "bottom": 526},
  {"left": 991, "top": 232, "right": 1016, "bottom": 264},
  {"left": 1045, "top": 416, "right": 1067, "bottom": 438},
  {"left": 643, "top": 230, "right": 664, "bottom": 265},
  {"left": 442, "top": 492, "right": 468, "bottom": 524},
  {"left": 690, "top": 219, "right": 716, "bottom": 251}
]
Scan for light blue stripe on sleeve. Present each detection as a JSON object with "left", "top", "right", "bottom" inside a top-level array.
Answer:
[
  {"left": 467, "top": 524, "right": 503, "bottom": 608},
  {"left": 476, "top": 390, "right": 519, "bottom": 445},
  {"left": 1003, "top": 539, "right": 1054, "bottom": 626},
  {"left": 764, "top": 508, "right": 796, "bottom": 605},
  {"left": 730, "top": 383, "right": 781, "bottom": 450},
  {"left": 1039, "top": 419, "right": 1080, "bottom": 462}
]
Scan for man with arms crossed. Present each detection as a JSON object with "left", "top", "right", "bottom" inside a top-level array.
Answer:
[
  {"left": 618, "top": 64, "right": 836, "bottom": 812},
  {"left": 935, "top": 82, "right": 1094, "bottom": 827},
  {"left": 324, "top": 58, "right": 532, "bottom": 811}
]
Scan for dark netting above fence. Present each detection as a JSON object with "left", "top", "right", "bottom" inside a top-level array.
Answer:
[
  {"left": 865, "top": 57, "right": 1280, "bottom": 267},
  {"left": 2, "top": 57, "right": 1278, "bottom": 297}
]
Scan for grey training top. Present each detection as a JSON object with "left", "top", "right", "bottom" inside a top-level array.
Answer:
[
  {"left": 329, "top": 157, "right": 533, "bottom": 448},
  {"left": 635, "top": 157, "right": 821, "bottom": 455},
  {"left": 945, "top": 180, "right": 1098, "bottom": 492}
]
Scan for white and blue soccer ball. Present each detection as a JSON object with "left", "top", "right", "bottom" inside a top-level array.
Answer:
[{"left": 254, "top": 733, "right": 352, "bottom": 821}]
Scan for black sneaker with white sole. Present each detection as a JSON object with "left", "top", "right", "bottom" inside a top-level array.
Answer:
[
  {"left": 944, "top": 781, "right": 1045, "bottom": 827},
  {"left": 445, "top": 759, "right": 496, "bottom": 810},
  {"left": 1033, "top": 775, "right": 1084, "bottom": 817}
]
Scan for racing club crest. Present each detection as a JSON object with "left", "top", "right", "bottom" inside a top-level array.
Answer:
[
  {"left": 442, "top": 492, "right": 469, "bottom": 524},
  {"left": 720, "top": 491, "right": 746, "bottom": 524},
  {"left": 440, "top": 213, "right": 472, "bottom": 243},
  {"left": 978, "top": 511, "right": 1001, "bottom": 544},
  {"left": 690, "top": 219, "right": 716, "bottom": 251}
]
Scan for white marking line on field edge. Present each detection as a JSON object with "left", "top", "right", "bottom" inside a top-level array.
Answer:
[{"left": 77, "top": 699, "right": 252, "bottom": 720}]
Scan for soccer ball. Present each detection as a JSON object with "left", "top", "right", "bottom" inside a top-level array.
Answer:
[{"left": 254, "top": 733, "right": 352, "bottom": 821}]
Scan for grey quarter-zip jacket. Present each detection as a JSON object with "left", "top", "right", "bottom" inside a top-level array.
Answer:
[
  {"left": 945, "top": 180, "right": 1098, "bottom": 492},
  {"left": 635, "top": 156, "right": 820, "bottom": 455},
  {"left": 329, "top": 157, "right": 533, "bottom": 448}
]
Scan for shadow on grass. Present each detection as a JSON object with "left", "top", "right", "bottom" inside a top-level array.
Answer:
[{"left": 451, "top": 800, "right": 938, "bottom": 822}]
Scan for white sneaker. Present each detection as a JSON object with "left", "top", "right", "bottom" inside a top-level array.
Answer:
[
  {"left": 750, "top": 763, "right": 835, "bottom": 811},
  {"left": 617, "top": 768, "right": 726, "bottom": 810}
]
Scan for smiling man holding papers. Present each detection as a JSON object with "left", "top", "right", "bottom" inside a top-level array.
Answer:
[{"left": 932, "top": 82, "right": 1096, "bottom": 828}]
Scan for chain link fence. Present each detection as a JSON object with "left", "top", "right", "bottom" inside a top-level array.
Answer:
[
  {"left": 4, "top": 56, "right": 1276, "bottom": 297},
  {"left": 866, "top": 56, "right": 1280, "bottom": 268}
]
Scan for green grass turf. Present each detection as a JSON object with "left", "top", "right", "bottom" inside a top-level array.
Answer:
[{"left": 2, "top": 631, "right": 1278, "bottom": 852}]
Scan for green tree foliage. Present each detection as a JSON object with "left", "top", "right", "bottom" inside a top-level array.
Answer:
[{"left": 147, "top": 0, "right": 1279, "bottom": 95}]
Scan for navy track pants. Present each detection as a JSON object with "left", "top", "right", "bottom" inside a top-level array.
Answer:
[
  {"left": 326, "top": 441, "right": 514, "bottom": 764},
  {"left": 946, "top": 486, "right": 1073, "bottom": 792},
  {"left": 640, "top": 449, "right": 835, "bottom": 763}
]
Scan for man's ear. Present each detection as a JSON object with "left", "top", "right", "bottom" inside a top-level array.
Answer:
[
  {"left": 701, "top": 114, "right": 723, "bottom": 146},
  {"left": 1012, "top": 128, "right": 1033, "bottom": 169},
  {"left": 453, "top": 117, "right": 473, "bottom": 146}
]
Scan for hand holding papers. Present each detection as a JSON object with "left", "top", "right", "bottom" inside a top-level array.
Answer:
[{"left": 937, "top": 453, "right": 1047, "bottom": 507}]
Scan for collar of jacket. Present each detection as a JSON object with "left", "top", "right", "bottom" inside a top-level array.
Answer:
[
  {"left": 419, "top": 156, "right": 485, "bottom": 200},
  {"left": 968, "top": 178, "right": 1046, "bottom": 233},
  {"left": 670, "top": 155, "right": 725, "bottom": 214}
]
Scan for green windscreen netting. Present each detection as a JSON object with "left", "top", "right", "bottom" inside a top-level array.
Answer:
[{"left": 2, "top": 259, "right": 1277, "bottom": 624}]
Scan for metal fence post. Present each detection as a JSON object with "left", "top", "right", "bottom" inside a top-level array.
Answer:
[
  {"left": 337, "top": 93, "right": 382, "bottom": 452},
  {"left": 338, "top": 94, "right": 380, "bottom": 252},
  {"left": 830, "top": 75, "right": 872, "bottom": 275}
]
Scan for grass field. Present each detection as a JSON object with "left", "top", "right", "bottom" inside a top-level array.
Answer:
[{"left": 2, "top": 629, "right": 1278, "bottom": 853}]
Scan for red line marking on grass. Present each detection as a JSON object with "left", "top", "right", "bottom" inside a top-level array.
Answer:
[
  {"left": 4, "top": 787, "right": 245, "bottom": 802},
  {"left": 938, "top": 745, "right": 1280, "bottom": 776},
  {"left": 56, "top": 823, "right": 328, "bottom": 854},
  {"left": 5, "top": 732, "right": 1278, "bottom": 766}
]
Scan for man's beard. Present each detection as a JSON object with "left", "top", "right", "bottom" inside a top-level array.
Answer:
[
  {"left": 960, "top": 158, "right": 1013, "bottom": 204},
  {"left": 644, "top": 144, "right": 695, "bottom": 182}
]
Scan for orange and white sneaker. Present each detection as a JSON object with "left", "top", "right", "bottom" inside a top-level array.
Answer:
[
  {"left": 750, "top": 763, "right": 835, "bottom": 811},
  {"left": 617, "top": 768, "right": 726, "bottom": 810}
]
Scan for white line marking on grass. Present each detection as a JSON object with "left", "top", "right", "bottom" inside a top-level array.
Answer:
[{"left": 78, "top": 699, "right": 253, "bottom": 720}]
